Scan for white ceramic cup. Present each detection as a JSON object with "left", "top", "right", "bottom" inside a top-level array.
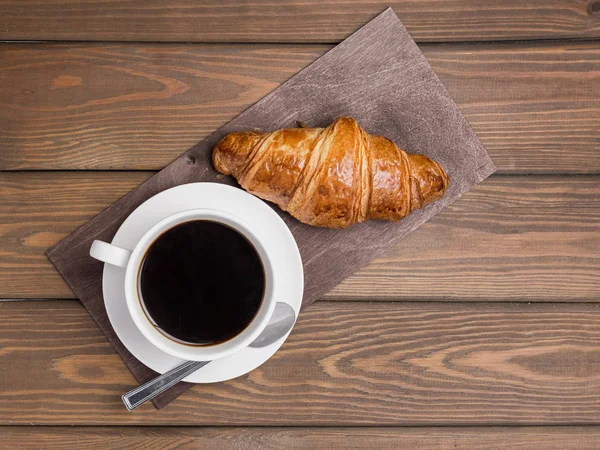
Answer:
[{"left": 89, "top": 208, "right": 276, "bottom": 362}]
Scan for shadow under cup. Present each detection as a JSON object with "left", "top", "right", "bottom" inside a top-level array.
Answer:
[{"left": 135, "top": 219, "right": 267, "bottom": 348}]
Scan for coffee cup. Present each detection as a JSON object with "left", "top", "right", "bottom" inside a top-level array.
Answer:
[{"left": 90, "top": 208, "right": 276, "bottom": 362}]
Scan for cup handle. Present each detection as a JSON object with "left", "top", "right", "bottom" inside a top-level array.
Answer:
[{"left": 90, "top": 240, "right": 132, "bottom": 268}]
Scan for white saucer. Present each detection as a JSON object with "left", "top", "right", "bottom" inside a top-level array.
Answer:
[{"left": 101, "top": 183, "right": 303, "bottom": 383}]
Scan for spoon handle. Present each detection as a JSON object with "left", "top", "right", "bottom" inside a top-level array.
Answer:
[{"left": 122, "top": 360, "right": 209, "bottom": 410}]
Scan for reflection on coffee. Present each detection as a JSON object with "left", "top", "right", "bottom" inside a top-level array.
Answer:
[{"left": 139, "top": 220, "right": 265, "bottom": 345}]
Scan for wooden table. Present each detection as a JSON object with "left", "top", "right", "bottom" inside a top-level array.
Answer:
[{"left": 1, "top": 1, "right": 599, "bottom": 448}]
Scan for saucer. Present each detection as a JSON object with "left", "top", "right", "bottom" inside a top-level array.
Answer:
[{"left": 101, "top": 183, "right": 303, "bottom": 383}]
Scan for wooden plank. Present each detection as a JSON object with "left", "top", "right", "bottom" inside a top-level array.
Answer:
[
  {"left": 1, "top": 173, "right": 598, "bottom": 301},
  {"left": 1, "top": 300, "right": 600, "bottom": 425},
  {"left": 329, "top": 174, "right": 600, "bottom": 301},
  {"left": 1, "top": 1, "right": 599, "bottom": 43},
  {"left": 0, "top": 42, "right": 598, "bottom": 174},
  {"left": 3, "top": 426, "right": 600, "bottom": 449}
]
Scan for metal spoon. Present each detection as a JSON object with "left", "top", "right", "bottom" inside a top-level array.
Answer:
[{"left": 122, "top": 302, "right": 296, "bottom": 410}]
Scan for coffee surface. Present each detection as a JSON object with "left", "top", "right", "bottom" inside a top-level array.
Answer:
[{"left": 139, "top": 220, "right": 265, "bottom": 345}]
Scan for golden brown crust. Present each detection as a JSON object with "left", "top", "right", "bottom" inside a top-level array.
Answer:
[{"left": 212, "top": 117, "right": 449, "bottom": 228}]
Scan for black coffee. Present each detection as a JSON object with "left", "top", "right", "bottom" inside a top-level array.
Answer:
[{"left": 139, "top": 220, "right": 265, "bottom": 345}]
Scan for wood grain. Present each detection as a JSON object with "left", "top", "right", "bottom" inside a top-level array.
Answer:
[
  {"left": 0, "top": 0, "right": 598, "bottom": 436},
  {"left": 3, "top": 426, "right": 600, "bottom": 449},
  {"left": 330, "top": 175, "right": 600, "bottom": 301},
  {"left": 0, "top": 172, "right": 152, "bottom": 298},
  {"left": 1, "top": 173, "right": 597, "bottom": 301},
  {"left": 0, "top": 1, "right": 599, "bottom": 43},
  {"left": 1, "top": 42, "right": 598, "bottom": 173},
  {"left": 2, "top": 300, "right": 600, "bottom": 425}
]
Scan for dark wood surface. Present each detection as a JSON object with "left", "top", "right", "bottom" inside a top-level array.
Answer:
[
  {"left": 1, "top": 42, "right": 598, "bottom": 173},
  {"left": 2, "top": 300, "right": 600, "bottom": 425},
  {"left": 1, "top": 174, "right": 598, "bottom": 301},
  {"left": 1, "top": 0, "right": 599, "bottom": 446},
  {"left": 3, "top": 426, "right": 600, "bottom": 449},
  {"left": 1, "top": 0, "right": 599, "bottom": 43}
]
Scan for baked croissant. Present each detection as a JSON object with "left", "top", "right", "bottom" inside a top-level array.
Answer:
[{"left": 213, "top": 117, "right": 449, "bottom": 229}]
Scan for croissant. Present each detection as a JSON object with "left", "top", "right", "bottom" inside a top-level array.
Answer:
[{"left": 213, "top": 117, "right": 449, "bottom": 229}]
